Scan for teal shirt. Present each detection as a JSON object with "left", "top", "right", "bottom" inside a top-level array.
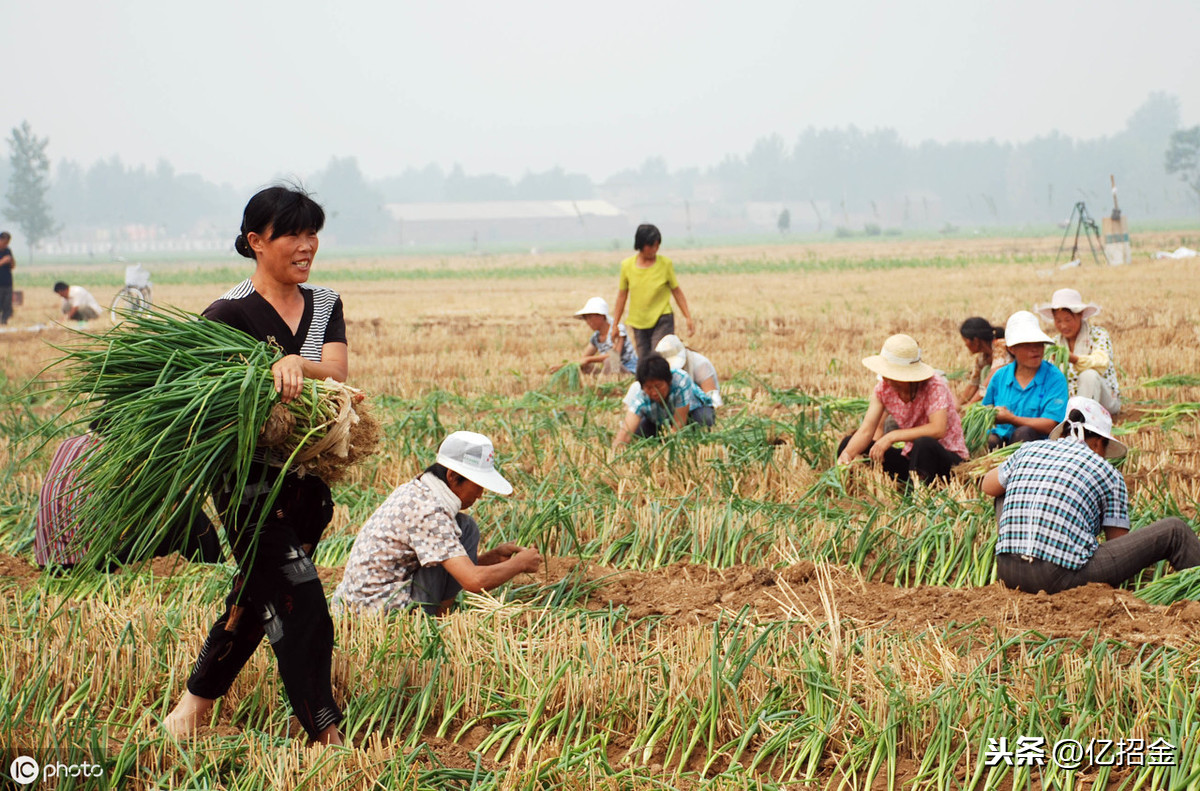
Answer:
[{"left": 983, "top": 360, "right": 1069, "bottom": 440}]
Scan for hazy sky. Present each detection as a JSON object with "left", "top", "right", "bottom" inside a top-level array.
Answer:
[{"left": 6, "top": 0, "right": 1200, "bottom": 188}]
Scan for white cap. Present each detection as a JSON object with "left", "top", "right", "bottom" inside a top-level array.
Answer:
[
  {"left": 654, "top": 334, "right": 688, "bottom": 370},
  {"left": 1048, "top": 396, "right": 1127, "bottom": 459},
  {"left": 435, "top": 431, "right": 513, "bottom": 495},
  {"left": 1004, "top": 310, "right": 1055, "bottom": 346},
  {"left": 574, "top": 296, "right": 611, "bottom": 320}
]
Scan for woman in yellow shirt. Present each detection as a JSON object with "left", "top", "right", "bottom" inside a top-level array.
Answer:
[{"left": 608, "top": 224, "right": 696, "bottom": 360}]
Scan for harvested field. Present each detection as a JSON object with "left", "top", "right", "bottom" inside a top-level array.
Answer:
[{"left": 3, "top": 231, "right": 1200, "bottom": 789}]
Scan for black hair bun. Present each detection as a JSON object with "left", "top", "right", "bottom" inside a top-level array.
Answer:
[{"left": 234, "top": 234, "right": 255, "bottom": 259}]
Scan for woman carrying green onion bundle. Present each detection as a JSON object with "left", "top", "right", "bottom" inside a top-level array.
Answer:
[{"left": 165, "top": 186, "right": 347, "bottom": 746}]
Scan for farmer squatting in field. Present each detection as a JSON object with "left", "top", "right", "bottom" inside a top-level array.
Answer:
[
  {"left": 613, "top": 353, "right": 715, "bottom": 450},
  {"left": 554, "top": 296, "right": 638, "bottom": 376},
  {"left": 1036, "top": 287, "right": 1121, "bottom": 415},
  {"left": 164, "top": 186, "right": 348, "bottom": 746},
  {"left": 836, "top": 334, "right": 969, "bottom": 484},
  {"left": 982, "top": 311, "right": 1069, "bottom": 449},
  {"left": 983, "top": 396, "right": 1200, "bottom": 594},
  {"left": 655, "top": 334, "right": 722, "bottom": 408},
  {"left": 332, "top": 432, "right": 541, "bottom": 614}
]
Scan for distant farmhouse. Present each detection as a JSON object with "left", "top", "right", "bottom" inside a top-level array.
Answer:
[{"left": 384, "top": 200, "right": 628, "bottom": 247}]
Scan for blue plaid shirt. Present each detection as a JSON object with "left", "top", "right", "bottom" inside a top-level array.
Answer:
[
  {"left": 996, "top": 439, "right": 1129, "bottom": 569},
  {"left": 624, "top": 369, "right": 712, "bottom": 425}
]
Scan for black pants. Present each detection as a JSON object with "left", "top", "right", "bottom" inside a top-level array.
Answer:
[
  {"left": 0, "top": 286, "right": 11, "bottom": 324},
  {"left": 187, "top": 473, "right": 341, "bottom": 739},
  {"left": 997, "top": 517, "right": 1200, "bottom": 594},
  {"left": 630, "top": 313, "right": 675, "bottom": 362},
  {"left": 837, "top": 435, "right": 966, "bottom": 484},
  {"left": 987, "top": 425, "right": 1046, "bottom": 450},
  {"left": 636, "top": 405, "right": 716, "bottom": 438},
  {"left": 409, "top": 514, "right": 480, "bottom": 615}
]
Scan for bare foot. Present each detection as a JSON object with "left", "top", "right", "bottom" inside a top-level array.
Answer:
[
  {"left": 314, "top": 725, "right": 344, "bottom": 747},
  {"left": 163, "top": 691, "right": 215, "bottom": 738}
]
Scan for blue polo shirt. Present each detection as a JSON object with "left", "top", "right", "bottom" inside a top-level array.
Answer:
[{"left": 983, "top": 361, "right": 1069, "bottom": 440}]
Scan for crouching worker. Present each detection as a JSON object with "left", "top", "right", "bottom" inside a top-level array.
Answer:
[
  {"left": 613, "top": 353, "right": 714, "bottom": 449},
  {"left": 836, "top": 334, "right": 968, "bottom": 484},
  {"left": 332, "top": 431, "right": 541, "bottom": 615},
  {"left": 983, "top": 396, "right": 1200, "bottom": 594}
]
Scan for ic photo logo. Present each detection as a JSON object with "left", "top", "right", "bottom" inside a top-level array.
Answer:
[{"left": 10, "top": 755, "right": 39, "bottom": 785}]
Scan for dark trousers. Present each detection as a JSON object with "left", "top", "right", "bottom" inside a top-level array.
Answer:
[
  {"left": 0, "top": 286, "right": 11, "bottom": 324},
  {"left": 187, "top": 474, "right": 341, "bottom": 739},
  {"left": 987, "top": 425, "right": 1046, "bottom": 450},
  {"left": 631, "top": 313, "right": 675, "bottom": 362},
  {"left": 997, "top": 517, "right": 1200, "bottom": 594},
  {"left": 636, "top": 405, "right": 716, "bottom": 438},
  {"left": 409, "top": 514, "right": 480, "bottom": 615},
  {"left": 837, "top": 434, "right": 966, "bottom": 484}
]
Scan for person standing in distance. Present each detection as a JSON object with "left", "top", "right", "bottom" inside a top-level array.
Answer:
[
  {"left": 0, "top": 232, "right": 14, "bottom": 325},
  {"left": 609, "top": 224, "right": 696, "bottom": 361}
]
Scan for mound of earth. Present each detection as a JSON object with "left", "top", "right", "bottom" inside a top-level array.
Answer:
[{"left": 540, "top": 557, "right": 1200, "bottom": 646}]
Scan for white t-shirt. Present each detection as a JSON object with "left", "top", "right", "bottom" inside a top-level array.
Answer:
[
  {"left": 62, "top": 286, "right": 103, "bottom": 318},
  {"left": 682, "top": 350, "right": 722, "bottom": 407}
]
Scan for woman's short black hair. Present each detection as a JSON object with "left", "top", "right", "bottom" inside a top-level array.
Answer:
[
  {"left": 636, "top": 353, "right": 671, "bottom": 386},
  {"left": 633, "top": 224, "right": 662, "bottom": 251},
  {"left": 234, "top": 185, "right": 325, "bottom": 260},
  {"left": 960, "top": 317, "right": 1000, "bottom": 342},
  {"left": 53, "top": 281, "right": 68, "bottom": 293}
]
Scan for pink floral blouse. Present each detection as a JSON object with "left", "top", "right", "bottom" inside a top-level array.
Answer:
[{"left": 874, "top": 374, "right": 968, "bottom": 459}]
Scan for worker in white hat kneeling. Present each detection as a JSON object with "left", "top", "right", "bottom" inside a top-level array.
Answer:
[
  {"left": 555, "top": 296, "right": 638, "bottom": 376},
  {"left": 654, "top": 334, "right": 721, "bottom": 407},
  {"left": 982, "top": 311, "right": 1069, "bottom": 449},
  {"left": 1036, "top": 288, "right": 1120, "bottom": 415},
  {"left": 982, "top": 396, "right": 1200, "bottom": 594},
  {"left": 333, "top": 432, "right": 541, "bottom": 615}
]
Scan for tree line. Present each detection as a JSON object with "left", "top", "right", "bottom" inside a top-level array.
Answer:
[{"left": 4, "top": 92, "right": 1200, "bottom": 251}]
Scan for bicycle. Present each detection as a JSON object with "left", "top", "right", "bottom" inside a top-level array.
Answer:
[{"left": 110, "top": 264, "right": 154, "bottom": 323}]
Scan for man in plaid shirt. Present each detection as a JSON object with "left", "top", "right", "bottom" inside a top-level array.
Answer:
[{"left": 983, "top": 396, "right": 1200, "bottom": 593}]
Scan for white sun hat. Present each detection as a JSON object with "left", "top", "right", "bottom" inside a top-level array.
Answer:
[
  {"left": 436, "top": 431, "right": 513, "bottom": 495},
  {"left": 1035, "top": 288, "right": 1101, "bottom": 321},
  {"left": 861, "top": 334, "right": 935, "bottom": 382},
  {"left": 1048, "top": 396, "right": 1127, "bottom": 459},
  {"left": 654, "top": 334, "right": 688, "bottom": 370},
  {"left": 574, "top": 296, "right": 611, "bottom": 320},
  {"left": 1004, "top": 310, "right": 1055, "bottom": 346}
]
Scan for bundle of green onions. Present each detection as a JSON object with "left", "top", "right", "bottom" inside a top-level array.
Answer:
[
  {"left": 960, "top": 402, "right": 997, "bottom": 455},
  {"left": 48, "top": 306, "right": 378, "bottom": 566},
  {"left": 1135, "top": 565, "right": 1200, "bottom": 605},
  {"left": 1045, "top": 344, "right": 1070, "bottom": 378}
]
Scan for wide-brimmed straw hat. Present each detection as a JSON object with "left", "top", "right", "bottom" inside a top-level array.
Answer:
[
  {"left": 1004, "top": 311, "right": 1055, "bottom": 346},
  {"left": 1035, "top": 288, "right": 1101, "bottom": 321},
  {"left": 436, "top": 431, "right": 513, "bottom": 495},
  {"left": 862, "top": 334, "right": 935, "bottom": 382},
  {"left": 574, "top": 296, "right": 610, "bottom": 320},
  {"left": 1048, "top": 396, "right": 1127, "bottom": 459},
  {"left": 654, "top": 334, "right": 688, "bottom": 370}
]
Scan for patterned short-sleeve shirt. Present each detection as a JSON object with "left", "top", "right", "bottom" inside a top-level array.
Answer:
[
  {"left": 589, "top": 324, "right": 638, "bottom": 374},
  {"left": 332, "top": 475, "right": 467, "bottom": 611},
  {"left": 874, "top": 375, "right": 968, "bottom": 459},
  {"left": 623, "top": 369, "right": 712, "bottom": 425},
  {"left": 996, "top": 439, "right": 1129, "bottom": 569}
]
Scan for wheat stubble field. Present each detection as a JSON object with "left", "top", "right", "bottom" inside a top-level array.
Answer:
[{"left": 3, "top": 232, "right": 1200, "bottom": 789}]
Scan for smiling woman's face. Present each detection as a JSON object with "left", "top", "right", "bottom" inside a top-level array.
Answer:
[{"left": 250, "top": 225, "right": 319, "bottom": 286}]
